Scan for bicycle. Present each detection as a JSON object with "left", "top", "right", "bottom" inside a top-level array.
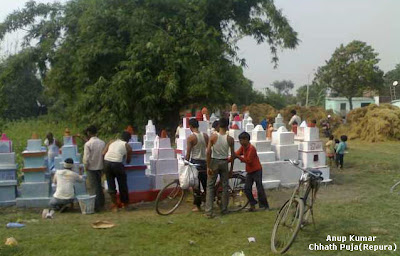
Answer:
[
  {"left": 155, "top": 161, "right": 249, "bottom": 215},
  {"left": 390, "top": 180, "right": 400, "bottom": 194},
  {"left": 271, "top": 159, "right": 324, "bottom": 254}
]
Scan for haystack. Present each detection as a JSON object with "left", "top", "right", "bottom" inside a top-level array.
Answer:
[
  {"left": 248, "top": 103, "right": 277, "bottom": 124},
  {"left": 281, "top": 105, "right": 342, "bottom": 129},
  {"left": 334, "top": 104, "right": 400, "bottom": 142}
]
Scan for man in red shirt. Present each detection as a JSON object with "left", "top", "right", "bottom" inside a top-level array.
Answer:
[{"left": 235, "top": 132, "right": 269, "bottom": 211}]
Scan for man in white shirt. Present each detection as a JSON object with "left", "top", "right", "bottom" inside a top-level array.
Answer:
[
  {"left": 43, "top": 158, "right": 84, "bottom": 218},
  {"left": 102, "top": 131, "right": 132, "bottom": 212},
  {"left": 83, "top": 125, "right": 106, "bottom": 212},
  {"left": 288, "top": 109, "right": 301, "bottom": 127}
]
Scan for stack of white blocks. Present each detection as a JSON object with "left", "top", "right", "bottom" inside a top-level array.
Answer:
[
  {"left": 143, "top": 120, "right": 156, "bottom": 165},
  {"left": 149, "top": 137, "right": 179, "bottom": 190},
  {"left": 243, "top": 115, "right": 255, "bottom": 133},
  {"left": 271, "top": 126, "right": 298, "bottom": 161},
  {"left": 177, "top": 118, "right": 192, "bottom": 159},
  {"left": 297, "top": 127, "right": 331, "bottom": 183},
  {"left": 273, "top": 113, "right": 285, "bottom": 130}
]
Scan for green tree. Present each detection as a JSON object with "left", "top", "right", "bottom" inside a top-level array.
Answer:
[
  {"left": 271, "top": 80, "right": 294, "bottom": 95},
  {"left": 0, "top": 0, "right": 298, "bottom": 131},
  {"left": 263, "top": 88, "right": 296, "bottom": 109},
  {"left": 383, "top": 64, "right": 400, "bottom": 100},
  {"left": 0, "top": 49, "right": 43, "bottom": 119},
  {"left": 296, "top": 83, "right": 327, "bottom": 106},
  {"left": 314, "top": 40, "right": 384, "bottom": 110}
]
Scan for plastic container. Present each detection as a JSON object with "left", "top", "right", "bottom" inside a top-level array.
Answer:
[{"left": 77, "top": 195, "right": 96, "bottom": 214}]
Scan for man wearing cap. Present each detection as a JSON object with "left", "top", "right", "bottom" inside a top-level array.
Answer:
[{"left": 43, "top": 158, "right": 84, "bottom": 218}]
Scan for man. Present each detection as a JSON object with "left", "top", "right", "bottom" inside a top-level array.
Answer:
[
  {"left": 43, "top": 158, "right": 84, "bottom": 218},
  {"left": 103, "top": 131, "right": 133, "bottom": 212},
  {"left": 83, "top": 125, "right": 106, "bottom": 212},
  {"left": 175, "top": 119, "right": 183, "bottom": 144},
  {"left": 205, "top": 117, "right": 235, "bottom": 218},
  {"left": 185, "top": 119, "right": 209, "bottom": 212},
  {"left": 235, "top": 132, "right": 269, "bottom": 211},
  {"left": 288, "top": 109, "right": 301, "bottom": 127}
]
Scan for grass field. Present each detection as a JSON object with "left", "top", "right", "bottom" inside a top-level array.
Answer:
[{"left": 1, "top": 123, "right": 400, "bottom": 255}]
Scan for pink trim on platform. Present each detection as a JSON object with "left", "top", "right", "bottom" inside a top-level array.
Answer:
[
  {"left": 124, "top": 165, "right": 147, "bottom": 170},
  {"left": 131, "top": 150, "right": 146, "bottom": 155}
]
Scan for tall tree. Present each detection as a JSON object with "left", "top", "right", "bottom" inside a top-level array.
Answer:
[
  {"left": 271, "top": 80, "right": 294, "bottom": 95},
  {"left": 0, "top": 0, "right": 298, "bottom": 131},
  {"left": 296, "top": 83, "right": 327, "bottom": 106},
  {"left": 383, "top": 64, "right": 400, "bottom": 100},
  {"left": 314, "top": 40, "right": 384, "bottom": 110},
  {"left": 0, "top": 49, "right": 43, "bottom": 119}
]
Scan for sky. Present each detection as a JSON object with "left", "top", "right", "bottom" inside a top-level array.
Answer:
[{"left": 1, "top": 0, "right": 400, "bottom": 92}]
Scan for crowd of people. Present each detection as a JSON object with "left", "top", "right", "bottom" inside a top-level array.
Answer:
[{"left": 42, "top": 109, "right": 347, "bottom": 218}]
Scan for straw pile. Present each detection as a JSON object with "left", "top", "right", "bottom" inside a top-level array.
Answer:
[
  {"left": 248, "top": 104, "right": 277, "bottom": 124},
  {"left": 334, "top": 104, "right": 400, "bottom": 142}
]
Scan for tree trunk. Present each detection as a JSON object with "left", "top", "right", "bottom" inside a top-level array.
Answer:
[{"left": 348, "top": 97, "right": 353, "bottom": 111}]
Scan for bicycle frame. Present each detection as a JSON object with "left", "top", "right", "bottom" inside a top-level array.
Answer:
[{"left": 280, "top": 160, "right": 323, "bottom": 225}]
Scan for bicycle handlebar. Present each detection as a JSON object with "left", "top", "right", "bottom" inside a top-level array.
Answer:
[{"left": 285, "top": 159, "right": 322, "bottom": 178}]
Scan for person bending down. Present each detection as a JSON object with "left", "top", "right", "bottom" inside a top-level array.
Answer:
[{"left": 43, "top": 158, "right": 84, "bottom": 218}]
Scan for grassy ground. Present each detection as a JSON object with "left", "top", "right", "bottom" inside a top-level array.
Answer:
[{"left": 1, "top": 140, "right": 400, "bottom": 255}]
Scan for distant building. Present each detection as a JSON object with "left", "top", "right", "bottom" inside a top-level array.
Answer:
[{"left": 325, "top": 97, "right": 378, "bottom": 117}]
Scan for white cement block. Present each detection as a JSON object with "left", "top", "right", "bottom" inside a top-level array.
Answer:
[
  {"left": 152, "top": 148, "right": 176, "bottom": 160},
  {"left": 231, "top": 121, "right": 242, "bottom": 130},
  {"left": 0, "top": 153, "right": 15, "bottom": 165},
  {"left": 297, "top": 141, "right": 323, "bottom": 151},
  {"left": 250, "top": 140, "right": 271, "bottom": 152},
  {"left": 317, "top": 166, "right": 330, "bottom": 182},
  {"left": 298, "top": 150, "right": 326, "bottom": 168},
  {"left": 229, "top": 130, "right": 242, "bottom": 141},
  {"left": 177, "top": 138, "right": 187, "bottom": 150},
  {"left": 258, "top": 152, "right": 276, "bottom": 163},
  {"left": 252, "top": 130, "right": 266, "bottom": 141},
  {"left": 150, "top": 159, "right": 178, "bottom": 175},
  {"left": 27, "top": 139, "right": 42, "bottom": 152},
  {"left": 144, "top": 132, "right": 156, "bottom": 141},
  {"left": 143, "top": 140, "right": 154, "bottom": 149},
  {"left": 262, "top": 180, "right": 281, "bottom": 189},
  {"left": 272, "top": 144, "right": 298, "bottom": 161},
  {"left": 245, "top": 123, "right": 254, "bottom": 133},
  {"left": 271, "top": 131, "right": 295, "bottom": 145},
  {"left": 262, "top": 161, "right": 302, "bottom": 186},
  {"left": 303, "top": 127, "right": 319, "bottom": 141},
  {"left": 146, "top": 120, "right": 156, "bottom": 133},
  {"left": 150, "top": 173, "right": 179, "bottom": 190},
  {"left": 154, "top": 137, "right": 171, "bottom": 149},
  {"left": 179, "top": 128, "right": 191, "bottom": 139}
]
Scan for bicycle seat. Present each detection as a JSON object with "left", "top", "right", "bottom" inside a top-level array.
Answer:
[{"left": 309, "top": 169, "right": 322, "bottom": 176}]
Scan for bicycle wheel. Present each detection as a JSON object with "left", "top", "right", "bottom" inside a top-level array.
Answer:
[
  {"left": 227, "top": 174, "right": 249, "bottom": 212},
  {"left": 155, "top": 180, "right": 186, "bottom": 215},
  {"left": 390, "top": 181, "right": 400, "bottom": 194},
  {"left": 271, "top": 197, "right": 304, "bottom": 254}
]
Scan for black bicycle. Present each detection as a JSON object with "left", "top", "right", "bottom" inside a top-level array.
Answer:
[
  {"left": 155, "top": 161, "right": 249, "bottom": 215},
  {"left": 271, "top": 160, "right": 323, "bottom": 254}
]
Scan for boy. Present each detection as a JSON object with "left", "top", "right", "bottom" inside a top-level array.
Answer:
[
  {"left": 336, "top": 135, "right": 348, "bottom": 169},
  {"left": 235, "top": 132, "right": 269, "bottom": 211}
]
